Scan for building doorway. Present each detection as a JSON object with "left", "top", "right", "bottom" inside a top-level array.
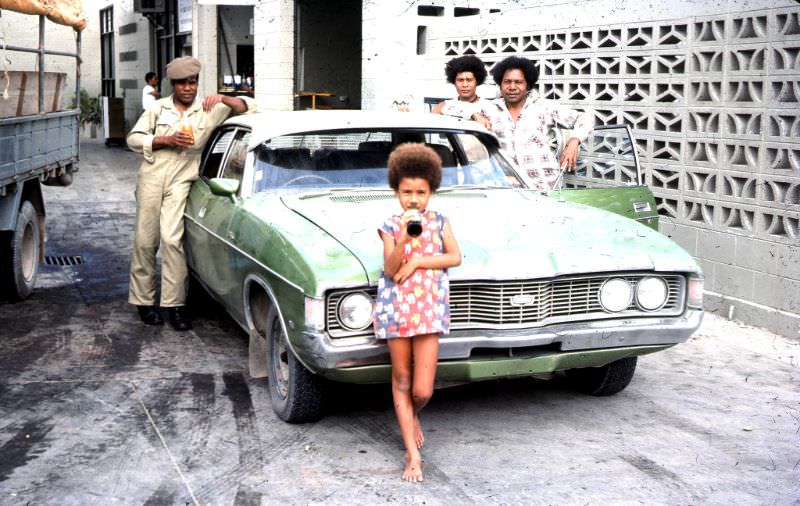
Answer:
[{"left": 295, "top": 0, "right": 362, "bottom": 110}]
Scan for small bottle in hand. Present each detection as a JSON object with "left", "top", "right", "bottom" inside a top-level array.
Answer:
[{"left": 179, "top": 115, "right": 194, "bottom": 145}]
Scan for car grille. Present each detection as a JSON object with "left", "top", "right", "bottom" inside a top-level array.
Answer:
[{"left": 326, "top": 273, "right": 686, "bottom": 337}]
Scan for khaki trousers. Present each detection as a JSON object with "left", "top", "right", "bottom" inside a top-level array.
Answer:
[{"left": 128, "top": 161, "right": 194, "bottom": 308}]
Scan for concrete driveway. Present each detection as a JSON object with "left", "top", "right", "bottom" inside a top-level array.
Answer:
[{"left": 1, "top": 141, "right": 798, "bottom": 505}]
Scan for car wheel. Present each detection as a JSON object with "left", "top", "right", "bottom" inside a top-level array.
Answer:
[
  {"left": 266, "top": 304, "right": 326, "bottom": 423},
  {"left": 0, "top": 201, "right": 40, "bottom": 301},
  {"left": 566, "top": 356, "right": 637, "bottom": 396}
]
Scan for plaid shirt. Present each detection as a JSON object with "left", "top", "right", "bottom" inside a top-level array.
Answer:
[{"left": 482, "top": 91, "right": 593, "bottom": 190}]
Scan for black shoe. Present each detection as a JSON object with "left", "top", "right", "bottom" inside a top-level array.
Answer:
[
  {"left": 166, "top": 307, "right": 192, "bottom": 331},
  {"left": 137, "top": 305, "right": 163, "bottom": 326}
]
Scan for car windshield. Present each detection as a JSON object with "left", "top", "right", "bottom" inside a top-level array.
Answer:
[{"left": 251, "top": 129, "right": 524, "bottom": 192}]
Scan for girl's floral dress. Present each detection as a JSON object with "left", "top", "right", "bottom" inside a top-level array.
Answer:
[{"left": 374, "top": 210, "right": 450, "bottom": 339}]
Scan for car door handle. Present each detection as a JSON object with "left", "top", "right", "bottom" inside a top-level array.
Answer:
[
  {"left": 228, "top": 230, "right": 235, "bottom": 241},
  {"left": 198, "top": 207, "right": 207, "bottom": 218}
]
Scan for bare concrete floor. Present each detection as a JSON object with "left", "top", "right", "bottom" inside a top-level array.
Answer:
[{"left": 0, "top": 141, "right": 798, "bottom": 505}]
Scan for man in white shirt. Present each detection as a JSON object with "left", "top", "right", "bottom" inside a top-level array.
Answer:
[{"left": 141, "top": 72, "right": 160, "bottom": 111}]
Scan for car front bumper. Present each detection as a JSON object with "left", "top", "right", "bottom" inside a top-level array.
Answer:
[{"left": 291, "top": 309, "right": 703, "bottom": 383}]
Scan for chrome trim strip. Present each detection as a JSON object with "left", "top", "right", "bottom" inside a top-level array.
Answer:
[
  {"left": 184, "top": 214, "right": 305, "bottom": 292},
  {"left": 299, "top": 309, "right": 704, "bottom": 373}
]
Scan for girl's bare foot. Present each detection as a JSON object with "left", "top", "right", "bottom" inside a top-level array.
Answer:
[
  {"left": 414, "top": 416, "right": 424, "bottom": 448},
  {"left": 402, "top": 451, "right": 423, "bottom": 482}
]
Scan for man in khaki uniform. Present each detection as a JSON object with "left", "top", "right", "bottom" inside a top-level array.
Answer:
[{"left": 127, "top": 56, "right": 256, "bottom": 330}]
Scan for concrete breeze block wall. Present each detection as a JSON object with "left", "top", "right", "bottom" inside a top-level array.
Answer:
[{"left": 415, "top": 0, "right": 799, "bottom": 336}]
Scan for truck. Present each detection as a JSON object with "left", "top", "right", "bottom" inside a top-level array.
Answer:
[{"left": 0, "top": 3, "right": 84, "bottom": 300}]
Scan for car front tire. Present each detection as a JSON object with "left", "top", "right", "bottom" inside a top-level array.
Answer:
[
  {"left": 566, "top": 356, "right": 637, "bottom": 396},
  {"left": 266, "top": 304, "right": 326, "bottom": 423}
]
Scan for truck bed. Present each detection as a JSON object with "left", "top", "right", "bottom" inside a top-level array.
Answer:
[{"left": 0, "top": 110, "right": 80, "bottom": 194}]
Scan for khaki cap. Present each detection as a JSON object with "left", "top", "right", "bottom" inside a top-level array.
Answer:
[{"left": 166, "top": 56, "right": 201, "bottom": 80}]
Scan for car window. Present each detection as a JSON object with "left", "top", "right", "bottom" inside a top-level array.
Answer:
[
  {"left": 251, "top": 129, "right": 523, "bottom": 192},
  {"left": 563, "top": 126, "right": 640, "bottom": 188},
  {"left": 200, "top": 129, "right": 236, "bottom": 180},
  {"left": 220, "top": 130, "right": 251, "bottom": 184}
]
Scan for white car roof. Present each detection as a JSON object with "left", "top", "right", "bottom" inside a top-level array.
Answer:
[{"left": 222, "top": 110, "right": 489, "bottom": 150}]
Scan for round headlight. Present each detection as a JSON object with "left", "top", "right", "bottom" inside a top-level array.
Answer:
[
  {"left": 337, "top": 292, "right": 374, "bottom": 331},
  {"left": 599, "top": 278, "right": 633, "bottom": 312},
  {"left": 636, "top": 276, "right": 668, "bottom": 311}
]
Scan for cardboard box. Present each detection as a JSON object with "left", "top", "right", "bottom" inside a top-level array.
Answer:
[{"left": 0, "top": 71, "right": 68, "bottom": 118}]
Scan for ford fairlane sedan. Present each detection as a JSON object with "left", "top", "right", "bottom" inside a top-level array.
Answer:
[{"left": 185, "top": 111, "right": 703, "bottom": 423}]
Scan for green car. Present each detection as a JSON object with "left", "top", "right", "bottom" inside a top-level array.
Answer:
[{"left": 185, "top": 111, "right": 703, "bottom": 423}]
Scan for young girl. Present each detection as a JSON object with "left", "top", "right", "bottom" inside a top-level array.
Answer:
[{"left": 374, "top": 143, "right": 462, "bottom": 482}]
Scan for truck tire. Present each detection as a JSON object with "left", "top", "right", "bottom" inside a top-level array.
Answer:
[
  {"left": 266, "top": 305, "right": 326, "bottom": 423},
  {"left": 1, "top": 201, "right": 41, "bottom": 301},
  {"left": 566, "top": 356, "right": 638, "bottom": 396}
]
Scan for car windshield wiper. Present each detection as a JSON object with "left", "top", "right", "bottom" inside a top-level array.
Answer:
[
  {"left": 438, "top": 184, "right": 512, "bottom": 193},
  {"left": 297, "top": 187, "right": 391, "bottom": 199}
]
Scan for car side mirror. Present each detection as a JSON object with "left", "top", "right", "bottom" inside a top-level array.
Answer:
[{"left": 209, "top": 177, "right": 240, "bottom": 202}]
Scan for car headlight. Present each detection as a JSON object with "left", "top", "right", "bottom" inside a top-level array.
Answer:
[
  {"left": 337, "top": 292, "right": 374, "bottom": 331},
  {"left": 636, "top": 276, "right": 668, "bottom": 311},
  {"left": 599, "top": 278, "right": 633, "bottom": 312}
]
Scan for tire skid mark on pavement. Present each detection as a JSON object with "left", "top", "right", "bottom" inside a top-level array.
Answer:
[
  {"left": 221, "top": 372, "right": 263, "bottom": 469},
  {"left": 626, "top": 389, "right": 738, "bottom": 458},
  {"left": 132, "top": 380, "right": 201, "bottom": 506},
  {"left": 620, "top": 453, "right": 685, "bottom": 485},
  {"left": 192, "top": 372, "right": 267, "bottom": 502},
  {"left": 340, "top": 411, "right": 474, "bottom": 501},
  {"left": 192, "top": 412, "right": 311, "bottom": 501},
  {"left": 142, "top": 481, "right": 180, "bottom": 506},
  {"left": 233, "top": 485, "right": 263, "bottom": 506},
  {"left": 0, "top": 419, "right": 54, "bottom": 482},
  {"left": 183, "top": 372, "right": 216, "bottom": 470}
]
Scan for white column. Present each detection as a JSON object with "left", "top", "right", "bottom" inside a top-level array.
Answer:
[
  {"left": 253, "top": 0, "right": 295, "bottom": 111},
  {"left": 192, "top": 3, "right": 219, "bottom": 99}
]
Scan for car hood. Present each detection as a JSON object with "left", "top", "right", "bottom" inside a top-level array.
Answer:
[{"left": 281, "top": 189, "right": 700, "bottom": 286}]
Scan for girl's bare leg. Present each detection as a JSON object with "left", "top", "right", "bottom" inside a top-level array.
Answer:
[
  {"left": 387, "top": 337, "right": 423, "bottom": 482},
  {"left": 411, "top": 334, "right": 439, "bottom": 449}
]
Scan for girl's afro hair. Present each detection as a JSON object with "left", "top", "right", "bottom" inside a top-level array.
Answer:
[
  {"left": 444, "top": 55, "right": 488, "bottom": 85},
  {"left": 387, "top": 143, "right": 442, "bottom": 192},
  {"left": 490, "top": 56, "right": 539, "bottom": 88}
]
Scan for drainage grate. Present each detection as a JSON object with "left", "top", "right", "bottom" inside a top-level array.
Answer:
[{"left": 45, "top": 255, "right": 85, "bottom": 266}]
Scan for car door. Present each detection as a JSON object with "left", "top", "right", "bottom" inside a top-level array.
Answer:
[
  {"left": 545, "top": 125, "right": 659, "bottom": 231},
  {"left": 185, "top": 127, "right": 241, "bottom": 299}
]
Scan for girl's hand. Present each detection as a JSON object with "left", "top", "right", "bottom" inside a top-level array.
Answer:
[{"left": 393, "top": 258, "right": 418, "bottom": 284}]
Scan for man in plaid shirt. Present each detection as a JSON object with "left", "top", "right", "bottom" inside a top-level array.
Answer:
[{"left": 440, "top": 55, "right": 593, "bottom": 190}]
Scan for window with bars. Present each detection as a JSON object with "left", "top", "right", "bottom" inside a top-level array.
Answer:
[{"left": 100, "top": 6, "right": 115, "bottom": 97}]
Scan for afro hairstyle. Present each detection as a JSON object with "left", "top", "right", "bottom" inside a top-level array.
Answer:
[
  {"left": 387, "top": 143, "right": 442, "bottom": 193},
  {"left": 444, "top": 55, "right": 488, "bottom": 85},
  {"left": 490, "top": 56, "right": 539, "bottom": 88}
]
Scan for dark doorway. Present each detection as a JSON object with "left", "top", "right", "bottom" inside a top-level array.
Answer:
[{"left": 295, "top": 0, "right": 362, "bottom": 109}]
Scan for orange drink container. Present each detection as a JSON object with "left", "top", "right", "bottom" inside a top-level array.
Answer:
[{"left": 179, "top": 116, "right": 194, "bottom": 144}]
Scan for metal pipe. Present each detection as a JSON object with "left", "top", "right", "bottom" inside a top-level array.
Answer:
[
  {"left": 3, "top": 45, "right": 81, "bottom": 58},
  {"left": 75, "top": 29, "right": 81, "bottom": 162},
  {"left": 38, "top": 15, "right": 45, "bottom": 114}
]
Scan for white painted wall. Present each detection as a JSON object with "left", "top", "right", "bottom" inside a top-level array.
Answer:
[{"left": 0, "top": 8, "right": 97, "bottom": 107}]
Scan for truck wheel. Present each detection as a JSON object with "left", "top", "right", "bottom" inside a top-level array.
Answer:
[
  {"left": 1, "top": 201, "right": 40, "bottom": 301},
  {"left": 566, "top": 356, "right": 637, "bottom": 396},
  {"left": 266, "top": 305, "right": 326, "bottom": 423}
]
